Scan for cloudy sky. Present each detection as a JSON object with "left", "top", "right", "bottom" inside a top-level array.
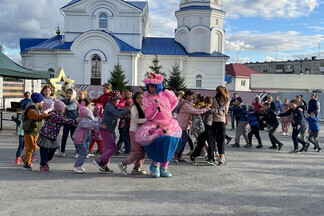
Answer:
[{"left": 1, "top": 0, "right": 324, "bottom": 63}]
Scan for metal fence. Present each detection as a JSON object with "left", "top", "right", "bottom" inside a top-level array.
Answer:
[{"left": 269, "top": 92, "right": 324, "bottom": 119}]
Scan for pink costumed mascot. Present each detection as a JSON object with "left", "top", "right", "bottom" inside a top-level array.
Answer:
[{"left": 135, "top": 73, "right": 182, "bottom": 178}]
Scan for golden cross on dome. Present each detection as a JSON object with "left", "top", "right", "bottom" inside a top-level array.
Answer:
[{"left": 47, "top": 67, "right": 74, "bottom": 98}]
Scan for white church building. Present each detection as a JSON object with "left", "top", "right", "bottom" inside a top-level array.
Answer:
[{"left": 20, "top": 0, "right": 229, "bottom": 89}]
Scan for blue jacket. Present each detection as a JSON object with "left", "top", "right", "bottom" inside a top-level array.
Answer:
[
  {"left": 274, "top": 100, "right": 282, "bottom": 113},
  {"left": 246, "top": 111, "right": 259, "bottom": 127},
  {"left": 102, "top": 102, "right": 130, "bottom": 132},
  {"left": 229, "top": 105, "right": 248, "bottom": 122},
  {"left": 306, "top": 116, "right": 320, "bottom": 131}
]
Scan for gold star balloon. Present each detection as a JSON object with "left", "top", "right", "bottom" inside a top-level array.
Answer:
[{"left": 46, "top": 67, "right": 74, "bottom": 98}]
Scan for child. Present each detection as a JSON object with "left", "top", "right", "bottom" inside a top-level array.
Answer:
[
  {"left": 93, "top": 91, "right": 131, "bottom": 173},
  {"left": 89, "top": 103, "right": 103, "bottom": 155},
  {"left": 229, "top": 97, "right": 249, "bottom": 148},
  {"left": 262, "top": 102, "right": 284, "bottom": 151},
  {"left": 58, "top": 88, "right": 79, "bottom": 157},
  {"left": 280, "top": 98, "right": 290, "bottom": 135},
  {"left": 190, "top": 96, "right": 220, "bottom": 165},
  {"left": 118, "top": 89, "right": 133, "bottom": 108},
  {"left": 41, "top": 84, "right": 56, "bottom": 114},
  {"left": 306, "top": 112, "right": 321, "bottom": 152},
  {"left": 246, "top": 105, "right": 262, "bottom": 149},
  {"left": 73, "top": 102, "right": 102, "bottom": 173},
  {"left": 22, "top": 93, "right": 48, "bottom": 170},
  {"left": 174, "top": 90, "right": 209, "bottom": 162},
  {"left": 14, "top": 114, "right": 25, "bottom": 164},
  {"left": 37, "top": 101, "right": 78, "bottom": 172},
  {"left": 116, "top": 100, "right": 132, "bottom": 154},
  {"left": 279, "top": 100, "right": 309, "bottom": 153},
  {"left": 119, "top": 92, "right": 147, "bottom": 175}
]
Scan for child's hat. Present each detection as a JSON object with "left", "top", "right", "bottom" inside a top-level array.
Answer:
[
  {"left": 236, "top": 96, "right": 243, "bottom": 103},
  {"left": 54, "top": 101, "right": 66, "bottom": 113},
  {"left": 31, "top": 92, "right": 44, "bottom": 103},
  {"left": 108, "top": 90, "right": 123, "bottom": 101},
  {"left": 78, "top": 101, "right": 89, "bottom": 117},
  {"left": 143, "top": 73, "right": 164, "bottom": 85}
]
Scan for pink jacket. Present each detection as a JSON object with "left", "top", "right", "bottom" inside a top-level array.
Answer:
[
  {"left": 177, "top": 100, "right": 208, "bottom": 130},
  {"left": 73, "top": 119, "right": 101, "bottom": 144}
]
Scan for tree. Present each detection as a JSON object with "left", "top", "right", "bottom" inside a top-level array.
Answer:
[
  {"left": 145, "top": 55, "right": 167, "bottom": 86},
  {"left": 108, "top": 61, "right": 128, "bottom": 92},
  {"left": 166, "top": 61, "right": 186, "bottom": 92}
]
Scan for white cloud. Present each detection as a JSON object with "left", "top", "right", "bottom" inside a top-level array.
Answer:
[
  {"left": 223, "top": 0, "right": 319, "bottom": 19},
  {"left": 225, "top": 30, "right": 324, "bottom": 52}
]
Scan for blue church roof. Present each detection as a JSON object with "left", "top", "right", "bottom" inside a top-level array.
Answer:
[
  {"left": 141, "top": 37, "right": 229, "bottom": 58},
  {"left": 20, "top": 34, "right": 228, "bottom": 58},
  {"left": 62, "top": 0, "right": 147, "bottom": 10},
  {"left": 177, "top": 6, "right": 225, "bottom": 13}
]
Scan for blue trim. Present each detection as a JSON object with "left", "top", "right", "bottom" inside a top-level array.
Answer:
[
  {"left": 63, "top": 0, "right": 147, "bottom": 11},
  {"left": 177, "top": 6, "right": 226, "bottom": 13},
  {"left": 92, "top": 7, "right": 114, "bottom": 16},
  {"left": 84, "top": 49, "right": 107, "bottom": 61},
  {"left": 62, "top": 0, "right": 81, "bottom": 8}
]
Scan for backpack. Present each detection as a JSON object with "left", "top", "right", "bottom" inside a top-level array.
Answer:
[{"left": 192, "top": 114, "right": 205, "bottom": 135}]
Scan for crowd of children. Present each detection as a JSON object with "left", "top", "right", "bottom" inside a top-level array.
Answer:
[{"left": 13, "top": 80, "right": 322, "bottom": 177}]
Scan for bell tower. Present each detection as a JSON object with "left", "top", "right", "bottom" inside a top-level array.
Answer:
[{"left": 175, "top": 0, "right": 226, "bottom": 54}]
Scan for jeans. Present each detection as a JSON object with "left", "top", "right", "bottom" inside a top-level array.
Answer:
[
  {"left": 16, "top": 136, "right": 25, "bottom": 157},
  {"left": 117, "top": 127, "right": 131, "bottom": 153},
  {"left": 175, "top": 130, "right": 188, "bottom": 157},
  {"left": 74, "top": 144, "right": 87, "bottom": 167},
  {"left": 85, "top": 130, "right": 91, "bottom": 153},
  {"left": 269, "top": 122, "right": 283, "bottom": 147},
  {"left": 39, "top": 147, "right": 56, "bottom": 167},
  {"left": 61, "top": 125, "right": 76, "bottom": 153},
  {"left": 292, "top": 127, "right": 307, "bottom": 150},
  {"left": 308, "top": 130, "right": 319, "bottom": 148}
]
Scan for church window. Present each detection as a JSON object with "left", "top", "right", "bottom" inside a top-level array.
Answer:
[
  {"left": 91, "top": 55, "right": 102, "bottom": 85},
  {"left": 241, "top": 80, "right": 246, "bottom": 86},
  {"left": 48, "top": 68, "right": 55, "bottom": 78},
  {"left": 196, "top": 75, "right": 202, "bottom": 88},
  {"left": 99, "top": 13, "right": 108, "bottom": 29}
]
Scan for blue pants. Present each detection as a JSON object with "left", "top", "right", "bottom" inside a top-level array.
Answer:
[
  {"left": 74, "top": 144, "right": 87, "bottom": 167},
  {"left": 85, "top": 131, "right": 91, "bottom": 153},
  {"left": 16, "top": 136, "right": 25, "bottom": 157},
  {"left": 292, "top": 128, "right": 307, "bottom": 150},
  {"left": 117, "top": 127, "right": 131, "bottom": 153},
  {"left": 39, "top": 147, "right": 56, "bottom": 167},
  {"left": 175, "top": 130, "right": 188, "bottom": 157}
]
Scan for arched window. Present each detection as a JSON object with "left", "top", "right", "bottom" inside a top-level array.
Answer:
[
  {"left": 48, "top": 68, "right": 55, "bottom": 78},
  {"left": 196, "top": 75, "right": 202, "bottom": 88},
  {"left": 99, "top": 13, "right": 108, "bottom": 29},
  {"left": 91, "top": 55, "right": 101, "bottom": 85}
]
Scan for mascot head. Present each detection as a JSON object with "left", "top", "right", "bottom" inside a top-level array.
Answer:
[{"left": 143, "top": 73, "right": 164, "bottom": 95}]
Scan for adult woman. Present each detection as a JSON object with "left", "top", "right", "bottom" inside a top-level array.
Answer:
[{"left": 212, "top": 86, "right": 229, "bottom": 165}]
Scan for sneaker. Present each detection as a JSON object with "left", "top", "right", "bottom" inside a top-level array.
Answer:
[
  {"left": 102, "top": 166, "right": 113, "bottom": 173},
  {"left": 149, "top": 162, "right": 160, "bottom": 178},
  {"left": 317, "top": 147, "right": 322, "bottom": 153},
  {"left": 15, "top": 157, "right": 20, "bottom": 164},
  {"left": 57, "top": 152, "right": 65, "bottom": 157},
  {"left": 171, "top": 157, "right": 179, "bottom": 163},
  {"left": 93, "top": 159, "right": 105, "bottom": 171},
  {"left": 190, "top": 155, "right": 197, "bottom": 165},
  {"left": 131, "top": 167, "right": 146, "bottom": 175},
  {"left": 217, "top": 158, "right": 228, "bottom": 166},
  {"left": 289, "top": 149, "right": 300, "bottom": 154},
  {"left": 118, "top": 161, "right": 128, "bottom": 175},
  {"left": 73, "top": 166, "right": 85, "bottom": 174},
  {"left": 226, "top": 137, "right": 232, "bottom": 145},
  {"left": 22, "top": 164, "right": 32, "bottom": 171},
  {"left": 95, "top": 151, "right": 102, "bottom": 155},
  {"left": 282, "top": 132, "right": 286, "bottom": 136},
  {"left": 75, "top": 154, "right": 80, "bottom": 159},
  {"left": 178, "top": 157, "right": 188, "bottom": 162},
  {"left": 231, "top": 143, "right": 240, "bottom": 148},
  {"left": 160, "top": 167, "right": 172, "bottom": 178},
  {"left": 31, "top": 156, "right": 36, "bottom": 162},
  {"left": 269, "top": 146, "right": 277, "bottom": 150},
  {"left": 185, "top": 150, "right": 194, "bottom": 156},
  {"left": 244, "top": 144, "right": 253, "bottom": 148},
  {"left": 39, "top": 166, "right": 50, "bottom": 173},
  {"left": 256, "top": 144, "right": 263, "bottom": 149},
  {"left": 86, "top": 154, "right": 89, "bottom": 159},
  {"left": 314, "top": 146, "right": 318, "bottom": 151},
  {"left": 88, "top": 152, "right": 94, "bottom": 157},
  {"left": 206, "top": 159, "right": 216, "bottom": 166},
  {"left": 278, "top": 143, "right": 284, "bottom": 151}
]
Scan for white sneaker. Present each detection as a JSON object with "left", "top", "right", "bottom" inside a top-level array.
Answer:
[
  {"left": 73, "top": 166, "right": 85, "bottom": 174},
  {"left": 75, "top": 154, "right": 79, "bottom": 159},
  {"left": 57, "top": 152, "right": 65, "bottom": 157},
  {"left": 282, "top": 132, "right": 286, "bottom": 136},
  {"left": 118, "top": 161, "right": 127, "bottom": 175},
  {"left": 86, "top": 155, "right": 89, "bottom": 159}
]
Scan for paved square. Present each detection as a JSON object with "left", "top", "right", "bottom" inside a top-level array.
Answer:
[{"left": 0, "top": 116, "right": 323, "bottom": 216}]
